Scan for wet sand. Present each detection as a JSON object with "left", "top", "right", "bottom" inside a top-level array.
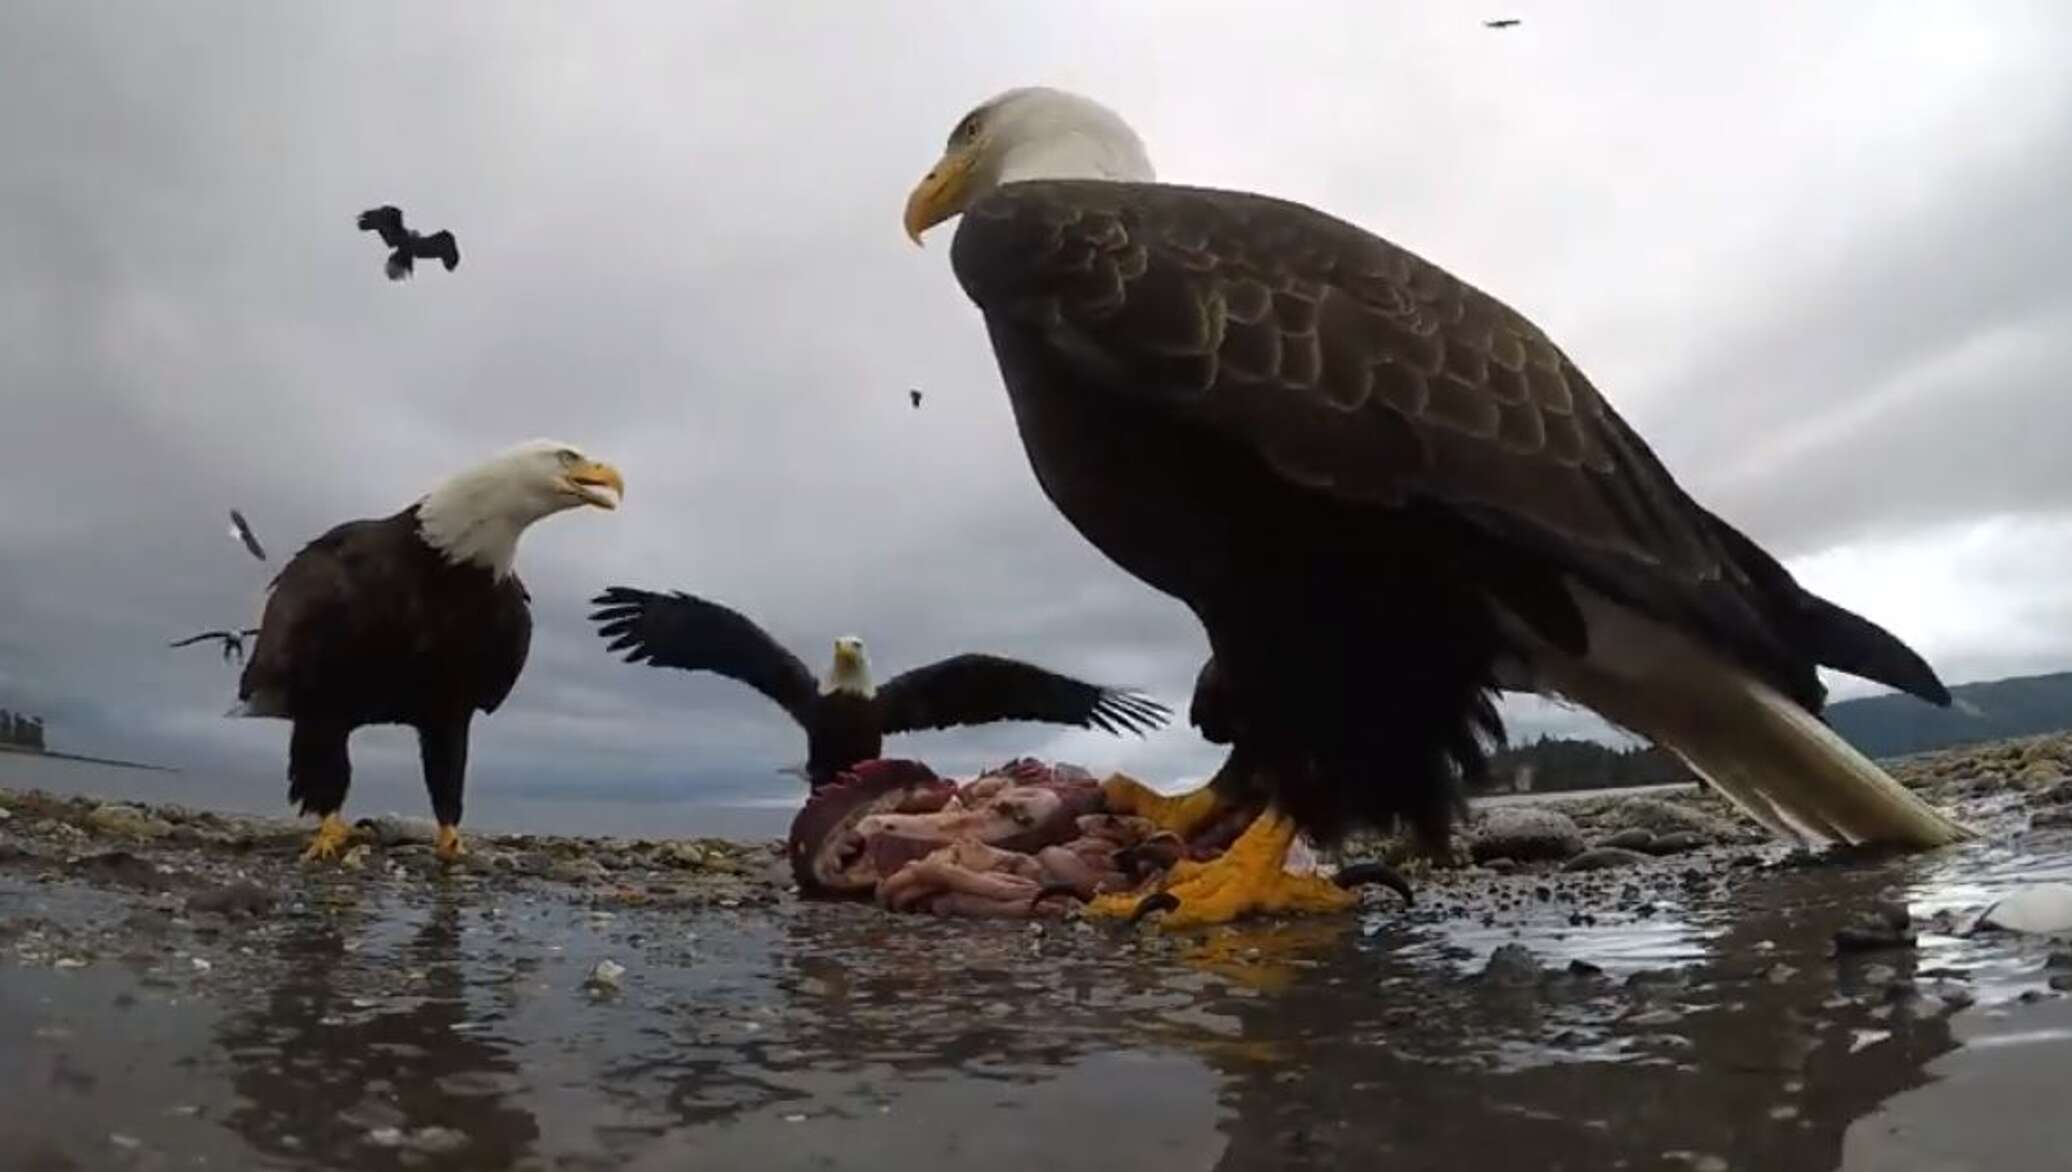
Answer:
[{"left": 6, "top": 736, "right": 2072, "bottom": 1170}]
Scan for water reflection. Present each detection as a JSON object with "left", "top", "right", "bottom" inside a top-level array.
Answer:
[
  {"left": 1179, "top": 860, "right": 1962, "bottom": 1170},
  {"left": 163, "top": 837, "right": 2060, "bottom": 1169},
  {"left": 211, "top": 888, "right": 540, "bottom": 1169}
]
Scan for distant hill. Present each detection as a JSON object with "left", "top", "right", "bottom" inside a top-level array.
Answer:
[
  {"left": 1481, "top": 670, "right": 2072, "bottom": 794},
  {"left": 1825, "top": 670, "right": 2072, "bottom": 758}
]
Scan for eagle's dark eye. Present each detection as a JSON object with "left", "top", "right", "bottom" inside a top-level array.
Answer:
[
  {"left": 556, "top": 448, "right": 579, "bottom": 464},
  {"left": 949, "top": 112, "right": 982, "bottom": 147}
]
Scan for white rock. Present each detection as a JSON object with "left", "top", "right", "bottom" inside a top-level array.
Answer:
[
  {"left": 585, "top": 959, "right": 626, "bottom": 992},
  {"left": 1979, "top": 884, "right": 2072, "bottom": 935},
  {"left": 407, "top": 1126, "right": 469, "bottom": 1154},
  {"left": 360, "top": 813, "right": 438, "bottom": 845}
]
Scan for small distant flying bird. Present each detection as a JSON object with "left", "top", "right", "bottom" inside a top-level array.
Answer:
[
  {"left": 356, "top": 205, "right": 460, "bottom": 281},
  {"left": 1484, "top": 18, "right": 1521, "bottom": 28},
  {"left": 228, "top": 508, "right": 267, "bottom": 561},
  {"left": 171, "top": 628, "right": 261, "bottom": 666},
  {"left": 909, "top": 389, "right": 924, "bottom": 409}
]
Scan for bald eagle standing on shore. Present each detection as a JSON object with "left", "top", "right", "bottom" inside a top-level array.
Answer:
[
  {"left": 903, "top": 87, "right": 1969, "bottom": 926},
  {"left": 589, "top": 586, "right": 1170, "bottom": 786},
  {"left": 234, "top": 441, "right": 624, "bottom": 862}
]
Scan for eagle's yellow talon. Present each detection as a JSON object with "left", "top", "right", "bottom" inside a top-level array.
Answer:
[
  {"left": 1100, "top": 774, "right": 1227, "bottom": 839},
  {"left": 300, "top": 813, "right": 352, "bottom": 863},
  {"left": 434, "top": 824, "right": 466, "bottom": 863},
  {"left": 1086, "top": 807, "right": 1356, "bottom": 928}
]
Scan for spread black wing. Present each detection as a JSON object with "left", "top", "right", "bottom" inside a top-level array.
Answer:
[
  {"left": 228, "top": 508, "right": 266, "bottom": 561},
  {"left": 589, "top": 587, "right": 820, "bottom": 728},
  {"left": 873, "top": 653, "right": 1170, "bottom": 736},
  {"left": 949, "top": 181, "right": 1947, "bottom": 712},
  {"left": 170, "top": 630, "right": 237, "bottom": 648},
  {"left": 414, "top": 230, "right": 460, "bottom": 272},
  {"left": 356, "top": 205, "right": 409, "bottom": 248}
]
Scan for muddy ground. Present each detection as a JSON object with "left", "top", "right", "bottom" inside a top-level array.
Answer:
[{"left": 6, "top": 735, "right": 2072, "bottom": 1170}]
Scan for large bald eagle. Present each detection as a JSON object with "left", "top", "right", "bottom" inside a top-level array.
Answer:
[
  {"left": 589, "top": 586, "right": 1170, "bottom": 786},
  {"left": 904, "top": 87, "right": 1968, "bottom": 926},
  {"left": 234, "top": 440, "right": 623, "bottom": 862}
]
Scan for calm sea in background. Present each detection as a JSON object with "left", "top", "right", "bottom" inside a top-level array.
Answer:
[
  {"left": 2, "top": 748, "right": 1690, "bottom": 847},
  {"left": 0, "top": 751, "right": 797, "bottom": 841}
]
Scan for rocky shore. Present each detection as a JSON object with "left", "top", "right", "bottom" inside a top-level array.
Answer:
[
  {"left": 7, "top": 735, "right": 2072, "bottom": 1170},
  {"left": 3, "top": 733, "right": 2069, "bottom": 972}
]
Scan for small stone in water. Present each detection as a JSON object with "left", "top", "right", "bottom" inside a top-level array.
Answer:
[
  {"left": 585, "top": 959, "right": 625, "bottom": 992},
  {"left": 1833, "top": 924, "right": 1916, "bottom": 954},
  {"left": 408, "top": 1126, "right": 469, "bottom": 1154}
]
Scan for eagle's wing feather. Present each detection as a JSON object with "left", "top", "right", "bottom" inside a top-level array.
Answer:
[
  {"left": 416, "top": 230, "right": 460, "bottom": 271},
  {"left": 170, "top": 631, "right": 235, "bottom": 648},
  {"left": 589, "top": 587, "right": 820, "bottom": 728},
  {"left": 229, "top": 508, "right": 267, "bottom": 561},
  {"left": 949, "top": 181, "right": 1944, "bottom": 711},
  {"left": 874, "top": 653, "right": 1170, "bottom": 736}
]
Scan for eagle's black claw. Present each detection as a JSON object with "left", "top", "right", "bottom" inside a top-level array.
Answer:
[
  {"left": 1335, "top": 861, "right": 1415, "bottom": 905},
  {"left": 1129, "top": 891, "right": 1181, "bottom": 925}
]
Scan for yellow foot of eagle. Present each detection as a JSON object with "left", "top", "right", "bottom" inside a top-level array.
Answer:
[
  {"left": 1100, "top": 774, "right": 1228, "bottom": 839},
  {"left": 435, "top": 824, "right": 467, "bottom": 863},
  {"left": 301, "top": 813, "right": 352, "bottom": 863},
  {"left": 1086, "top": 808, "right": 1357, "bottom": 928}
]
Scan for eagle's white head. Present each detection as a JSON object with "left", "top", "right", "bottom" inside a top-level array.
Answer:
[
  {"left": 904, "top": 86, "right": 1155, "bottom": 244},
  {"left": 416, "top": 439, "right": 624, "bottom": 577},
  {"left": 826, "top": 635, "right": 874, "bottom": 696}
]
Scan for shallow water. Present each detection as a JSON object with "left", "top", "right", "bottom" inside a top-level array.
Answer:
[{"left": 6, "top": 814, "right": 2072, "bottom": 1171}]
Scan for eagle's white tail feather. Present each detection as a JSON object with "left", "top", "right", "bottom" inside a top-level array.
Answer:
[
  {"left": 1509, "top": 588, "right": 1972, "bottom": 850},
  {"left": 226, "top": 690, "right": 287, "bottom": 719},
  {"left": 1651, "top": 674, "right": 1967, "bottom": 847}
]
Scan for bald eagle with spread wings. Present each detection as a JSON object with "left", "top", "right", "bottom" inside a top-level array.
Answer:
[
  {"left": 356, "top": 205, "right": 460, "bottom": 281},
  {"left": 902, "top": 87, "right": 1969, "bottom": 927},
  {"left": 590, "top": 586, "right": 1170, "bottom": 786}
]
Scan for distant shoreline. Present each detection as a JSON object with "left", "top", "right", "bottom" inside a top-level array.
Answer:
[{"left": 0, "top": 743, "right": 178, "bottom": 774}]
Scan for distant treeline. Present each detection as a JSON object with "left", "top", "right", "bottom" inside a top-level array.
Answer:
[
  {"left": 1479, "top": 736, "right": 1694, "bottom": 795},
  {"left": 0, "top": 709, "right": 48, "bottom": 752}
]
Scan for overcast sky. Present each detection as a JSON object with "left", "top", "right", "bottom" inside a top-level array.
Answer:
[{"left": 3, "top": 2, "right": 2068, "bottom": 827}]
